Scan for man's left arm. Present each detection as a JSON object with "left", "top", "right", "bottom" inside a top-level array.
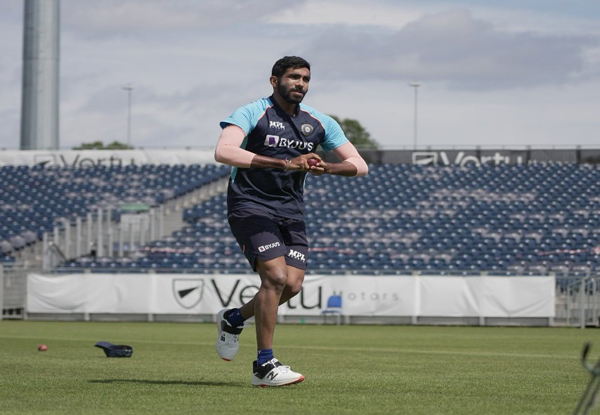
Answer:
[{"left": 315, "top": 142, "right": 369, "bottom": 177}]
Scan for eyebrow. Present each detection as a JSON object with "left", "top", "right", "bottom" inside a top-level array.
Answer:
[{"left": 288, "top": 73, "right": 311, "bottom": 81}]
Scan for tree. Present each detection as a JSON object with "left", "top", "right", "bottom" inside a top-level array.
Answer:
[
  {"left": 73, "top": 141, "right": 134, "bottom": 150},
  {"left": 329, "top": 115, "right": 379, "bottom": 149}
]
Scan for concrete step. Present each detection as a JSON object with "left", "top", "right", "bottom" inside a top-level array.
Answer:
[{"left": 17, "top": 176, "right": 229, "bottom": 269}]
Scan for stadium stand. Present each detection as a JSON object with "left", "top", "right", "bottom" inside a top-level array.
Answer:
[
  {"left": 0, "top": 164, "right": 229, "bottom": 264},
  {"left": 57, "top": 162, "right": 600, "bottom": 276}
]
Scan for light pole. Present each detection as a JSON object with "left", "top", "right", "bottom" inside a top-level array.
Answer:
[
  {"left": 122, "top": 84, "right": 134, "bottom": 146},
  {"left": 409, "top": 81, "right": 420, "bottom": 149}
]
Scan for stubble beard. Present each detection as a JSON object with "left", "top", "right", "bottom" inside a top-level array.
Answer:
[{"left": 278, "top": 82, "right": 305, "bottom": 105}]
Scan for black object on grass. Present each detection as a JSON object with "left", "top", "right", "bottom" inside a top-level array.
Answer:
[{"left": 95, "top": 341, "right": 133, "bottom": 358}]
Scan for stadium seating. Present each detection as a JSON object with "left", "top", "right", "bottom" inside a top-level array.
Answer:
[
  {"left": 0, "top": 164, "right": 229, "bottom": 263},
  {"left": 60, "top": 162, "right": 600, "bottom": 275}
]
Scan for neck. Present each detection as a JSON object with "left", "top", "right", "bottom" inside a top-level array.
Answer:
[{"left": 272, "top": 94, "right": 297, "bottom": 116}]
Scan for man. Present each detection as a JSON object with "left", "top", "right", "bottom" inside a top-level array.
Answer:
[{"left": 214, "top": 56, "right": 368, "bottom": 387}]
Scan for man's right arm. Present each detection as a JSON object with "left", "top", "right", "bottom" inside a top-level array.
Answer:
[
  {"left": 214, "top": 125, "right": 321, "bottom": 171},
  {"left": 214, "top": 125, "right": 257, "bottom": 168}
]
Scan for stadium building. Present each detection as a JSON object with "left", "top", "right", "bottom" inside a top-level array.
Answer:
[{"left": 2, "top": 147, "right": 599, "bottom": 327}]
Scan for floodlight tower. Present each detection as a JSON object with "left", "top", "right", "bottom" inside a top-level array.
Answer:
[
  {"left": 409, "top": 81, "right": 420, "bottom": 150},
  {"left": 20, "top": 0, "right": 60, "bottom": 150},
  {"left": 122, "top": 84, "right": 134, "bottom": 146}
]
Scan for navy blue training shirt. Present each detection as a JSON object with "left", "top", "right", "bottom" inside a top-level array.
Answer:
[{"left": 220, "top": 95, "right": 348, "bottom": 220}]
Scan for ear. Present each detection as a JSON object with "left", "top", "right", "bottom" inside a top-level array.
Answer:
[{"left": 270, "top": 75, "right": 278, "bottom": 88}]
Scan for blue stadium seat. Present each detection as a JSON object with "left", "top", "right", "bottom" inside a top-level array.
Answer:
[
  {"left": 31, "top": 162, "right": 600, "bottom": 274},
  {"left": 0, "top": 163, "right": 230, "bottom": 263}
]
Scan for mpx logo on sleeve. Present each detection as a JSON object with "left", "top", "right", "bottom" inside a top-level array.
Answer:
[{"left": 173, "top": 279, "right": 205, "bottom": 309}]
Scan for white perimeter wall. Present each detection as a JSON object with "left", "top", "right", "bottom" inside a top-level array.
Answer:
[{"left": 27, "top": 274, "right": 555, "bottom": 320}]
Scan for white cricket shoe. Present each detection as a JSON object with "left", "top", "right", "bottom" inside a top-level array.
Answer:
[
  {"left": 215, "top": 309, "right": 248, "bottom": 361},
  {"left": 252, "top": 358, "right": 305, "bottom": 387}
]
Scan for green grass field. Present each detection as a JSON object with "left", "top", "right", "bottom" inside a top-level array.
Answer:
[{"left": 0, "top": 320, "right": 596, "bottom": 415}]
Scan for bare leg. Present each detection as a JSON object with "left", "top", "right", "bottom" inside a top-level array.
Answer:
[
  {"left": 252, "top": 257, "right": 288, "bottom": 350},
  {"left": 238, "top": 264, "right": 305, "bottom": 321}
]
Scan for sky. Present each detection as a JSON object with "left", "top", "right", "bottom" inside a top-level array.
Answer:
[{"left": 0, "top": 0, "right": 599, "bottom": 150}]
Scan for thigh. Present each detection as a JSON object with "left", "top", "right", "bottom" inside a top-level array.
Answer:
[
  {"left": 255, "top": 256, "right": 289, "bottom": 285},
  {"left": 228, "top": 213, "right": 288, "bottom": 271},
  {"left": 279, "top": 219, "right": 309, "bottom": 270}
]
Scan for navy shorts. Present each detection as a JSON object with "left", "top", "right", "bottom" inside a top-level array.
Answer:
[{"left": 228, "top": 210, "right": 308, "bottom": 271}]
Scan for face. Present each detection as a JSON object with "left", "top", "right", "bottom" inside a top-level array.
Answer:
[{"left": 272, "top": 67, "right": 311, "bottom": 105}]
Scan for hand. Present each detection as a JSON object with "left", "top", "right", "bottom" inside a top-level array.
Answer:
[
  {"left": 307, "top": 159, "right": 328, "bottom": 176},
  {"left": 289, "top": 153, "right": 325, "bottom": 173}
]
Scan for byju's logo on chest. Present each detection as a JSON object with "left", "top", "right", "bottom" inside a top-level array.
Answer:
[
  {"left": 269, "top": 121, "right": 285, "bottom": 130},
  {"left": 264, "top": 135, "right": 280, "bottom": 147},
  {"left": 264, "top": 135, "right": 314, "bottom": 151}
]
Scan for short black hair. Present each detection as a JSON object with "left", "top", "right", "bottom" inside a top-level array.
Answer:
[{"left": 271, "top": 56, "right": 311, "bottom": 78}]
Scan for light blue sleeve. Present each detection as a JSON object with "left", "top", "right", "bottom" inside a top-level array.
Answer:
[
  {"left": 220, "top": 98, "right": 270, "bottom": 135},
  {"left": 301, "top": 105, "right": 348, "bottom": 152}
]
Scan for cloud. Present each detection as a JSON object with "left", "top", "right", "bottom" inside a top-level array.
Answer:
[
  {"left": 304, "top": 9, "right": 600, "bottom": 89},
  {"left": 2, "top": 0, "right": 600, "bottom": 150},
  {"left": 265, "top": 0, "right": 425, "bottom": 30},
  {"left": 59, "top": 80, "right": 265, "bottom": 149},
  {"left": 61, "top": 0, "right": 308, "bottom": 37}
]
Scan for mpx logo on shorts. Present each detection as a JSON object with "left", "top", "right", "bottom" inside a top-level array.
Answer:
[
  {"left": 258, "top": 241, "right": 281, "bottom": 253},
  {"left": 287, "top": 249, "right": 306, "bottom": 263}
]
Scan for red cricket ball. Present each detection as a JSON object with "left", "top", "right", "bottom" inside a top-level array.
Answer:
[
  {"left": 38, "top": 344, "right": 48, "bottom": 352},
  {"left": 307, "top": 158, "right": 319, "bottom": 167}
]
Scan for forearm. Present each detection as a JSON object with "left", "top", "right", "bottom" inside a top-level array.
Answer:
[
  {"left": 215, "top": 137, "right": 287, "bottom": 170},
  {"left": 250, "top": 154, "right": 287, "bottom": 170},
  {"left": 214, "top": 145, "right": 255, "bottom": 168},
  {"left": 323, "top": 160, "right": 358, "bottom": 177},
  {"left": 215, "top": 127, "right": 321, "bottom": 171},
  {"left": 329, "top": 142, "right": 369, "bottom": 177},
  {"left": 216, "top": 147, "right": 291, "bottom": 171}
]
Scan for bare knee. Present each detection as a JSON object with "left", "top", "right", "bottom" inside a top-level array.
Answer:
[
  {"left": 284, "top": 270, "right": 305, "bottom": 299},
  {"left": 257, "top": 260, "right": 288, "bottom": 292},
  {"left": 286, "top": 279, "right": 303, "bottom": 298},
  {"left": 263, "top": 270, "right": 287, "bottom": 291}
]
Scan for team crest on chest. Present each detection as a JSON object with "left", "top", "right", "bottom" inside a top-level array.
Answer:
[{"left": 301, "top": 124, "right": 314, "bottom": 136}]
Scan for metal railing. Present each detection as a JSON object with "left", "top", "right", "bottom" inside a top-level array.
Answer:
[
  {"left": 1, "top": 264, "right": 34, "bottom": 320},
  {"left": 555, "top": 276, "right": 600, "bottom": 328},
  {"left": 41, "top": 177, "right": 228, "bottom": 271}
]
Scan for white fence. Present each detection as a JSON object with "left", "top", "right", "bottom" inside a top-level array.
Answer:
[
  {"left": 24, "top": 273, "right": 554, "bottom": 326},
  {"left": 4, "top": 270, "right": 600, "bottom": 326}
]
